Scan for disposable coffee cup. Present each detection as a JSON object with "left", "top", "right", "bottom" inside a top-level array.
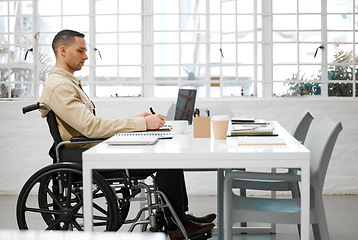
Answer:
[
  {"left": 211, "top": 115, "right": 230, "bottom": 140},
  {"left": 171, "top": 120, "right": 188, "bottom": 134}
]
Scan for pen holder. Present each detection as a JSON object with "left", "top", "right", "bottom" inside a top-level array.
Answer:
[{"left": 193, "top": 117, "right": 211, "bottom": 138}]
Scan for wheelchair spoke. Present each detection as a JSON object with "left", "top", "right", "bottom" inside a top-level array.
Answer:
[
  {"left": 71, "top": 220, "right": 84, "bottom": 231},
  {"left": 40, "top": 179, "right": 64, "bottom": 210},
  {"left": 71, "top": 200, "right": 83, "bottom": 213},
  {"left": 74, "top": 212, "right": 108, "bottom": 222},
  {"left": 24, "top": 207, "right": 60, "bottom": 216},
  {"left": 45, "top": 217, "right": 63, "bottom": 230},
  {"left": 93, "top": 202, "right": 107, "bottom": 216}
]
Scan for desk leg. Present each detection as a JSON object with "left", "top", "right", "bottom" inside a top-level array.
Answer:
[
  {"left": 301, "top": 161, "right": 310, "bottom": 240},
  {"left": 83, "top": 165, "right": 93, "bottom": 231},
  {"left": 217, "top": 169, "right": 224, "bottom": 240}
]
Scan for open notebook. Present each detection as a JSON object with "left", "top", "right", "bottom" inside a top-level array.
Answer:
[{"left": 105, "top": 135, "right": 159, "bottom": 145}]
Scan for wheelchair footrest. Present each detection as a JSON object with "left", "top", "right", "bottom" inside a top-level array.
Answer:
[{"left": 189, "top": 228, "right": 213, "bottom": 240}]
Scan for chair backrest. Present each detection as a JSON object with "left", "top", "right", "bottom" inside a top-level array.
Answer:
[
  {"left": 308, "top": 117, "right": 343, "bottom": 188},
  {"left": 292, "top": 111, "right": 314, "bottom": 144},
  {"left": 166, "top": 103, "right": 176, "bottom": 121}
]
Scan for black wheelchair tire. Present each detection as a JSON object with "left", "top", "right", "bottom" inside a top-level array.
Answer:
[{"left": 16, "top": 163, "right": 121, "bottom": 231}]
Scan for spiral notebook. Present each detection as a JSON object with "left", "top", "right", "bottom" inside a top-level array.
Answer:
[{"left": 115, "top": 130, "right": 175, "bottom": 139}]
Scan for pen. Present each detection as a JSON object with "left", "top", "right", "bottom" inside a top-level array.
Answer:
[{"left": 149, "top": 107, "right": 156, "bottom": 114}]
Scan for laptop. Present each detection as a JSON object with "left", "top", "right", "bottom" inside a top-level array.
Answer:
[{"left": 174, "top": 89, "right": 197, "bottom": 124}]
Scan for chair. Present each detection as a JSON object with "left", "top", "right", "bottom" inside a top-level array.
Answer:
[
  {"left": 16, "top": 103, "right": 187, "bottom": 236},
  {"left": 224, "top": 117, "right": 343, "bottom": 240},
  {"left": 232, "top": 111, "right": 314, "bottom": 199}
]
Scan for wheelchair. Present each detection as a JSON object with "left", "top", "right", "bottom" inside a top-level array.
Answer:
[{"left": 16, "top": 102, "right": 213, "bottom": 240}]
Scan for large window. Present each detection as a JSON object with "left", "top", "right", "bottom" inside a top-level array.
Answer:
[{"left": 0, "top": 0, "right": 357, "bottom": 100}]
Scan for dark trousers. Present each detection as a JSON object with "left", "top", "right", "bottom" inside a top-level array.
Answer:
[{"left": 129, "top": 169, "right": 188, "bottom": 226}]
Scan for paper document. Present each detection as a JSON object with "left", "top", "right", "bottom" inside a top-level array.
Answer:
[
  {"left": 230, "top": 126, "right": 275, "bottom": 136},
  {"left": 236, "top": 137, "right": 286, "bottom": 146}
]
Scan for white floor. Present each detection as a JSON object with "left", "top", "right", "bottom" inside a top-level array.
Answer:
[{"left": 1, "top": 194, "right": 357, "bottom": 240}]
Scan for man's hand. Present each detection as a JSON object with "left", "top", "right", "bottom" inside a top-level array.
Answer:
[{"left": 145, "top": 114, "right": 167, "bottom": 130}]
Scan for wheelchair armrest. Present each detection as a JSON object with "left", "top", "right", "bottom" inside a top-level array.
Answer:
[{"left": 70, "top": 136, "right": 108, "bottom": 143}]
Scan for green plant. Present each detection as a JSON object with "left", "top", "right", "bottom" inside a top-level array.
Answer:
[{"left": 284, "top": 44, "right": 358, "bottom": 97}]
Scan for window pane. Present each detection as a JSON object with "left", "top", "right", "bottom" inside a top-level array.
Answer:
[
  {"left": 38, "top": 17, "right": 61, "bottom": 32},
  {"left": 96, "top": 16, "right": 117, "bottom": 32},
  {"left": 154, "top": 0, "right": 178, "bottom": 13},
  {"left": 273, "top": 44, "right": 297, "bottom": 64},
  {"left": 38, "top": 0, "right": 61, "bottom": 15},
  {"left": 96, "top": 45, "right": 117, "bottom": 65},
  {"left": 181, "top": 0, "right": 206, "bottom": 14},
  {"left": 9, "top": 1, "right": 32, "bottom": 15},
  {"left": 181, "top": 66, "right": 205, "bottom": 81},
  {"left": 237, "top": 0, "right": 254, "bottom": 14},
  {"left": 299, "top": 15, "right": 321, "bottom": 30},
  {"left": 327, "top": 14, "right": 353, "bottom": 31},
  {"left": 180, "top": 44, "right": 206, "bottom": 64},
  {"left": 327, "top": 0, "right": 354, "bottom": 13},
  {"left": 154, "top": 15, "right": 179, "bottom": 31},
  {"left": 118, "top": 45, "right": 141, "bottom": 65},
  {"left": 273, "top": 15, "right": 297, "bottom": 30},
  {"left": 273, "top": 0, "right": 297, "bottom": 14},
  {"left": 63, "top": 0, "right": 89, "bottom": 15},
  {"left": 95, "top": 0, "right": 117, "bottom": 14},
  {"left": 154, "top": 44, "right": 179, "bottom": 64},
  {"left": 156, "top": 32, "right": 179, "bottom": 43},
  {"left": 299, "top": 31, "right": 321, "bottom": 42},
  {"left": 118, "top": 15, "right": 141, "bottom": 32},
  {"left": 155, "top": 66, "right": 179, "bottom": 79},
  {"left": 180, "top": 15, "right": 206, "bottom": 31},
  {"left": 299, "top": 0, "right": 321, "bottom": 13},
  {"left": 299, "top": 44, "right": 322, "bottom": 64},
  {"left": 96, "top": 33, "right": 117, "bottom": 44},
  {"left": 118, "top": 0, "right": 141, "bottom": 13},
  {"left": 63, "top": 16, "right": 89, "bottom": 32},
  {"left": 273, "top": 65, "right": 298, "bottom": 81},
  {"left": 238, "top": 44, "right": 254, "bottom": 64},
  {"left": 96, "top": 84, "right": 142, "bottom": 97}
]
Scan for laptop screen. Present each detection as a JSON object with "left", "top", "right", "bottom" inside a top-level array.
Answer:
[{"left": 174, "top": 89, "right": 197, "bottom": 124}]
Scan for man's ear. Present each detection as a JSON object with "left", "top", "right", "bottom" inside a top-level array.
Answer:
[{"left": 59, "top": 46, "right": 66, "bottom": 57}]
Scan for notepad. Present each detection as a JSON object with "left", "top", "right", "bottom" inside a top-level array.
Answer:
[
  {"left": 106, "top": 135, "right": 159, "bottom": 145},
  {"left": 115, "top": 130, "right": 175, "bottom": 139},
  {"left": 230, "top": 126, "right": 275, "bottom": 136}
]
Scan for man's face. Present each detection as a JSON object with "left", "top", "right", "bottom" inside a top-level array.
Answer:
[{"left": 64, "top": 37, "right": 88, "bottom": 73}]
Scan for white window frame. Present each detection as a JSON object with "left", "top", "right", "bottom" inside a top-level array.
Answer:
[{"left": 0, "top": 0, "right": 357, "bottom": 100}]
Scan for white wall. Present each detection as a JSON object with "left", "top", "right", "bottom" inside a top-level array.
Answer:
[{"left": 0, "top": 99, "right": 357, "bottom": 195}]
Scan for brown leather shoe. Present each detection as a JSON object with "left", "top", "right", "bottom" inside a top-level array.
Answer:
[
  {"left": 167, "top": 220, "right": 214, "bottom": 240},
  {"left": 186, "top": 213, "right": 217, "bottom": 223}
]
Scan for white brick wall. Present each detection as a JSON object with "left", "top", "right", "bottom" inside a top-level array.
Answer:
[{"left": 1, "top": 99, "right": 357, "bottom": 195}]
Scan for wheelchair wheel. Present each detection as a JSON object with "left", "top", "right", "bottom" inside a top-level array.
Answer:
[{"left": 16, "top": 163, "right": 121, "bottom": 231}]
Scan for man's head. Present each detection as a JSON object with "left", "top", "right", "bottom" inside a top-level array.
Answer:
[{"left": 52, "top": 29, "right": 88, "bottom": 74}]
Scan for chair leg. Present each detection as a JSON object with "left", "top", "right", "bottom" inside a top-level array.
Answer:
[
  {"left": 290, "top": 181, "right": 301, "bottom": 235},
  {"left": 239, "top": 188, "right": 248, "bottom": 228},
  {"left": 224, "top": 176, "right": 234, "bottom": 240},
  {"left": 312, "top": 191, "right": 330, "bottom": 240}
]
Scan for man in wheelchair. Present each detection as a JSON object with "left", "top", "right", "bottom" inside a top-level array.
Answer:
[{"left": 37, "top": 29, "right": 215, "bottom": 239}]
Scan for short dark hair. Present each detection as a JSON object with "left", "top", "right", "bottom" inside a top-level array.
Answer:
[{"left": 52, "top": 29, "right": 85, "bottom": 55}]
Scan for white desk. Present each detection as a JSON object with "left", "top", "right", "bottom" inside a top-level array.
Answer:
[{"left": 83, "top": 121, "right": 310, "bottom": 240}]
